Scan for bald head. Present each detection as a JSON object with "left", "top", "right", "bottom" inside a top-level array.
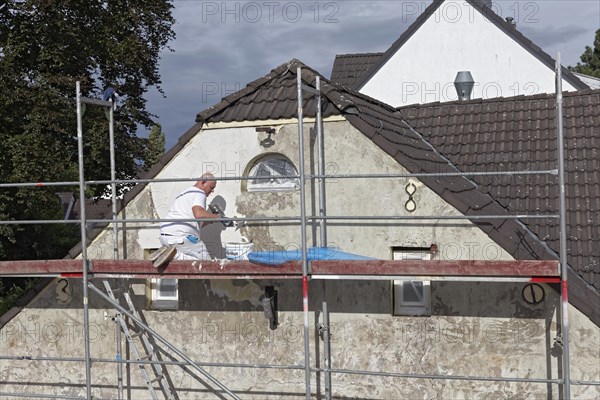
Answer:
[
  {"left": 196, "top": 172, "right": 216, "bottom": 196},
  {"left": 199, "top": 172, "right": 215, "bottom": 181}
]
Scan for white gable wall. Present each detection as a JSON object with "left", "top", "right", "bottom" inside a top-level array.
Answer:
[{"left": 360, "top": 1, "right": 577, "bottom": 106}]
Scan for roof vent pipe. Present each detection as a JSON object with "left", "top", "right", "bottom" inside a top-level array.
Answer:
[{"left": 454, "top": 71, "right": 475, "bottom": 101}]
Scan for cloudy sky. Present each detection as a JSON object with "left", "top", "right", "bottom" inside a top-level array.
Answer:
[{"left": 144, "top": 0, "right": 600, "bottom": 148}]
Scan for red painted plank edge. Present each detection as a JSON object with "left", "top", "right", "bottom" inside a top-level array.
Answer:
[
  {"left": 0, "top": 259, "right": 560, "bottom": 279},
  {"left": 310, "top": 260, "right": 560, "bottom": 277}
]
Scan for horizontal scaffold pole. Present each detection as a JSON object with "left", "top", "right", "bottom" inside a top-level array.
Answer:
[
  {"left": 0, "top": 168, "right": 558, "bottom": 189},
  {"left": 0, "top": 213, "right": 561, "bottom": 227}
]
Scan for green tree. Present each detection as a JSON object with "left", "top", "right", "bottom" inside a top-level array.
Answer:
[
  {"left": 0, "top": 1, "right": 176, "bottom": 260},
  {"left": 569, "top": 29, "right": 600, "bottom": 78},
  {"left": 146, "top": 124, "right": 166, "bottom": 169},
  {"left": 0, "top": 278, "right": 38, "bottom": 315}
]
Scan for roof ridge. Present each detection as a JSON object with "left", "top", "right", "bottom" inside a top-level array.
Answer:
[{"left": 396, "top": 88, "right": 600, "bottom": 111}]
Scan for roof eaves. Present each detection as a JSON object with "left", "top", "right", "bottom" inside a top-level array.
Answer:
[
  {"left": 396, "top": 88, "right": 600, "bottom": 115},
  {"left": 395, "top": 88, "right": 600, "bottom": 326}
]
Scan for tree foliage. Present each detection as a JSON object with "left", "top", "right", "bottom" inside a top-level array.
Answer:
[
  {"left": 0, "top": 0, "right": 175, "bottom": 260},
  {"left": 569, "top": 29, "right": 600, "bottom": 79},
  {"left": 146, "top": 124, "right": 166, "bottom": 170},
  {"left": 0, "top": 278, "right": 39, "bottom": 315}
]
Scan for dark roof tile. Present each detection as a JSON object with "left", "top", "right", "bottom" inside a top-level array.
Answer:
[{"left": 330, "top": 52, "right": 384, "bottom": 87}]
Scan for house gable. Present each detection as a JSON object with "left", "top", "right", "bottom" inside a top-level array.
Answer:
[{"left": 353, "top": 0, "right": 587, "bottom": 106}]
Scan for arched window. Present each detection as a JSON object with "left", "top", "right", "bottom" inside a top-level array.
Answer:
[{"left": 246, "top": 154, "right": 298, "bottom": 192}]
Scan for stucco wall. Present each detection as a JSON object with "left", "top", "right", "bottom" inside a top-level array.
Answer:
[
  {"left": 360, "top": 1, "right": 578, "bottom": 107},
  {"left": 1, "top": 119, "right": 598, "bottom": 399}
]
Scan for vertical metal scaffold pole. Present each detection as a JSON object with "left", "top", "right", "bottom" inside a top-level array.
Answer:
[
  {"left": 315, "top": 76, "right": 327, "bottom": 247},
  {"left": 297, "top": 67, "right": 312, "bottom": 400},
  {"left": 108, "top": 99, "right": 123, "bottom": 400},
  {"left": 108, "top": 99, "right": 118, "bottom": 260},
  {"left": 108, "top": 99, "right": 124, "bottom": 399},
  {"left": 76, "top": 81, "right": 93, "bottom": 399},
  {"left": 555, "top": 53, "right": 571, "bottom": 400},
  {"left": 322, "top": 301, "right": 332, "bottom": 400}
]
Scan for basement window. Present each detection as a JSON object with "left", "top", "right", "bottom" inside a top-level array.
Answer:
[
  {"left": 391, "top": 247, "right": 433, "bottom": 317},
  {"left": 149, "top": 278, "right": 179, "bottom": 310},
  {"left": 144, "top": 249, "right": 179, "bottom": 310},
  {"left": 246, "top": 154, "right": 298, "bottom": 192}
]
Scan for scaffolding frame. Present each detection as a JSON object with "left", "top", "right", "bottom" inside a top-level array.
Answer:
[{"left": 0, "top": 57, "right": 596, "bottom": 399}]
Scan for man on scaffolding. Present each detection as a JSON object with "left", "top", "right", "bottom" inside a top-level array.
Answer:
[{"left": 150, "top": 172, "right": 222, "bottom": 268}]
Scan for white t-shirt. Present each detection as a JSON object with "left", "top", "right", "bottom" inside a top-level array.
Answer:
[{"left": 159, "top": 187, "right": 207, "bottom": 237}]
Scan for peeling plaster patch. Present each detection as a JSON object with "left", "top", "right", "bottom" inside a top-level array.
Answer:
[
  {"left": 147, "top": 188, "right": 159, "bottom": 219},
  {"left": 207, "top": 280, "right": 263, "bottom": 306},
  {"left": 231, "top": 209, "right": 285, "bottom": 253},
  {"left": 237, "top": 192, "right": 297, "bottom": 215}
]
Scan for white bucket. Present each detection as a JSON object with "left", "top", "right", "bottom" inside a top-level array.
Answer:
[{"left": 225, "top": 242, "right": 254, "bottom": 260}]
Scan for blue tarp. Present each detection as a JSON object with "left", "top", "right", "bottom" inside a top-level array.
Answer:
[{"left": 248, "top": 246, "right": 376, "bottom": 266}]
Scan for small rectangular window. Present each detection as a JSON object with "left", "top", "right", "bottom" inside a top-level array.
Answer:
[
  {"left": 144, "top": 249, "right": 179, "bottom": 310},
  {"left": 392, "top": 247, "right": 432, "bottom": 316},
  {"left": 150, "top": 278, "right": 179, "bottom": 310},
  {"left": 393, "top": 280, "right": 431, "bottom": 315}
]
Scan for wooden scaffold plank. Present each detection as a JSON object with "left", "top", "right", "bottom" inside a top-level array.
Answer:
[{"left": 0, "top": 259, "right": 560, "bottom": 282}]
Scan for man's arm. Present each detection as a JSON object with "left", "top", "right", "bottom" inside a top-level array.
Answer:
[{"left": 192, "top": 205, "right": 220, "bottom": 227}]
